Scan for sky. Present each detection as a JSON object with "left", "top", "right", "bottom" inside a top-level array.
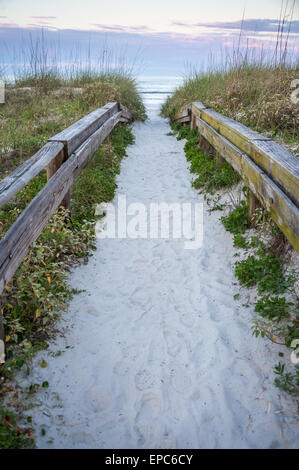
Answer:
[{"left": 0, "top": 0, "right": 298, "bottom": 76}]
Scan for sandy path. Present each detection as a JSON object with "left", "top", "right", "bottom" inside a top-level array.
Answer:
[{"left": 17, "top": 107, "right": 299, "bottom": 449}]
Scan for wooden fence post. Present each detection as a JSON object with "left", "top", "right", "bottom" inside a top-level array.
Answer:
[
  {"left": 191, "top": 114, "right": 196, "bottom": 131},
  {"left": 247, "top": 190, "right": 261, "bottom": 224},
  {"left": 46, "top": 149, "right": 72, "bottom": 212}
]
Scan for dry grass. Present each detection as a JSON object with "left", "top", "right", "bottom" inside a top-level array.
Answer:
[
  {"left": 161, "top": 65, "right": 299, "bottom": 152},
  {"left": 0, "top": 74, "right": 145, "bottom": 178}
]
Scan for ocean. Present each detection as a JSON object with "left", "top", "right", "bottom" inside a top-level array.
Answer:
[{"left": 137, "top": 75, "right": 183, "bottom": 111}]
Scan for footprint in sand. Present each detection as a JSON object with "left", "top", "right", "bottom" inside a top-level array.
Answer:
[
  {"left": 135, "top": 370, "right": 155, "bottom": 391},
  {"left": 85, "top": 305, "right": 101, "bottom": 317},
  {"left": 86, "top": 387, "right": 111, "bottom": 412},
  {"left": 135, "top": 393, "right": 163, "bottom": 445},
  {"left": 164, "top": 329, "right": 182, "bottom": 357}
]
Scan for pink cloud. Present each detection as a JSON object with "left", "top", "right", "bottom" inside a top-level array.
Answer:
[
  {"left": 30, "top": 16, "right": 57, "bottom": 20},
  {"left": 93, "top": 23, "right": 153, "bottom": 34},
  {"left": 0, "top": 22, "right": 20, "bottom": 28}
]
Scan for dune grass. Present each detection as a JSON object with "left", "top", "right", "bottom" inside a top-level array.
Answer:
[
  {"left": 161, "top": 64, "right": 299, "bottom": 152},
  {"left": 1, "top": 73, "right": 145, "bottom": 177}
]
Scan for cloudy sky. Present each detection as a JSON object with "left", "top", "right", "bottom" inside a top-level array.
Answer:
[{"left": 0, "top": 0, "right": 298, "bottom": 75}]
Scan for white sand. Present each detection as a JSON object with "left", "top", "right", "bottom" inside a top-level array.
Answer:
[{"left": 16, "top": 107, "right": 299, "bottom": 449}]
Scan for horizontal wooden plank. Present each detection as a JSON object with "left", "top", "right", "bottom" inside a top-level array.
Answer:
[
  {"left": 49, "top": 102, "right": 119, "bottom": 155},
  {"left": 193, "top": 104, "right": 299, "bottom": 208},
  {"left": 199, "top": 107, "right": 270, "bottom": 145},
  {"left": 0, "top": 112, "right": 122, "bottom": 294},
  {"left": 249, "top": 139, "right": 299, "bottom": 207},
  {"left": 176, "top": 115, "right": 191, "bottom": 124},
  {"left": 0, "top": 157, "right": 76, "bottom": 294},
  {"left": 0, "top": 103, "right": 125, "bottom": 209},
  {"left": 194, "top": 115, "right": 299, "bottom": 252},
  {"left": 242, "top": 155, "right": 299, "bottom": 253},
  {"left": 191, "top": 102, "right": 206, "bottom": 120},
  {"left": 0, "top": 142, "right": 64, "bottom": 208},
  {"left": 195, "top": 116, "right": 243, "bottom": 173},
  {"left": 176, "top": 103, "right": 192, "bottom": 120},
  {"left": 72, "top": 111, "right": 122, "bottom": 171}
]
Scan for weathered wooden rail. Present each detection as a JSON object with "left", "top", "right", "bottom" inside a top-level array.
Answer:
[
  {"left": 176, "top": 102, "right": 299, "bottom": 254},
  {"left": 0, "top": 102, "right": 132, "bottom": 298}
]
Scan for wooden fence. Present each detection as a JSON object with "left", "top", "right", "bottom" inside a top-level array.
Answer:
[
  {"left": 0, "top": 102, "right": 132, "bottom": 299},
  {"left": 176, "top": 102, "right": 299, "bottom": 254}
]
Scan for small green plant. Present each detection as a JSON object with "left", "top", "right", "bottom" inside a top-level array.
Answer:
[
  {"left": 171, "top": 122, "right": 240, "bottom": 194},
  {"left": 233, "top": 234, "right": 249, "bottom": 249},
  {"left": 249, "top": 236, "right": 264, "bottom": 249},
  {"left": 235, "top": 253, "right": 288, "bottom": 294},
  {"left": 251, "top": 317, "right": 279, "bottom": 342},
  {"left": 254, "top": 296, "right": 293, "bottom": 321},
  {"left": 273, "top": 363, "right": 299, "bottom": 396},
  {"left": 170, "top": 122, "right": 198, "bottom": 141},
  {"left": 284, "top": 320, "right": 299, "bottom": 348},
  {"left": 221, "top": 202, "right": 249, "bottom": 235},
  {"left": 72, "top": 124, "right": 134, "bottom": 225},
  {"left": 0, "top": 410, "right": 33, "bottom": 449}
]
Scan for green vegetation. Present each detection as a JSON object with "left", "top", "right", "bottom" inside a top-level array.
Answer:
[
  {"left": 172, "top": 122, "right": 240, "bottom": 194},
  {"left": 255, "top": 296, "right": 294, "bottom": 321},
  {"left": 233, "top": 234, "right": 249, "bottom": 249},
  {"left": 273, "top": 363, "right": 299, "bottom": 396},
  {"left": 221, "top": 202, "right": 249, "bottom": 235},
  {"left": 229, "top": 213, "right": 299, "bottom": 396},
  {"left": 72, "top": 124, "right": 134, "bottom": 224},
  {"left": 235, "top": 253, "right": 287, "bottom": 294},
  {"left": 0, "top": 409, "right": 33, "bottom": 449},
  {"left": 236, "top": 252, "right": 298, "bottom": 295},
  {"left": 1, "top": 74, "right": 145, "bottom": 177},
  {"left": 235, "top": 238, "right": 299, "bottom": 396},
  {"left": 161, "top": 65, "right": 299, "bottom": 152}
]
